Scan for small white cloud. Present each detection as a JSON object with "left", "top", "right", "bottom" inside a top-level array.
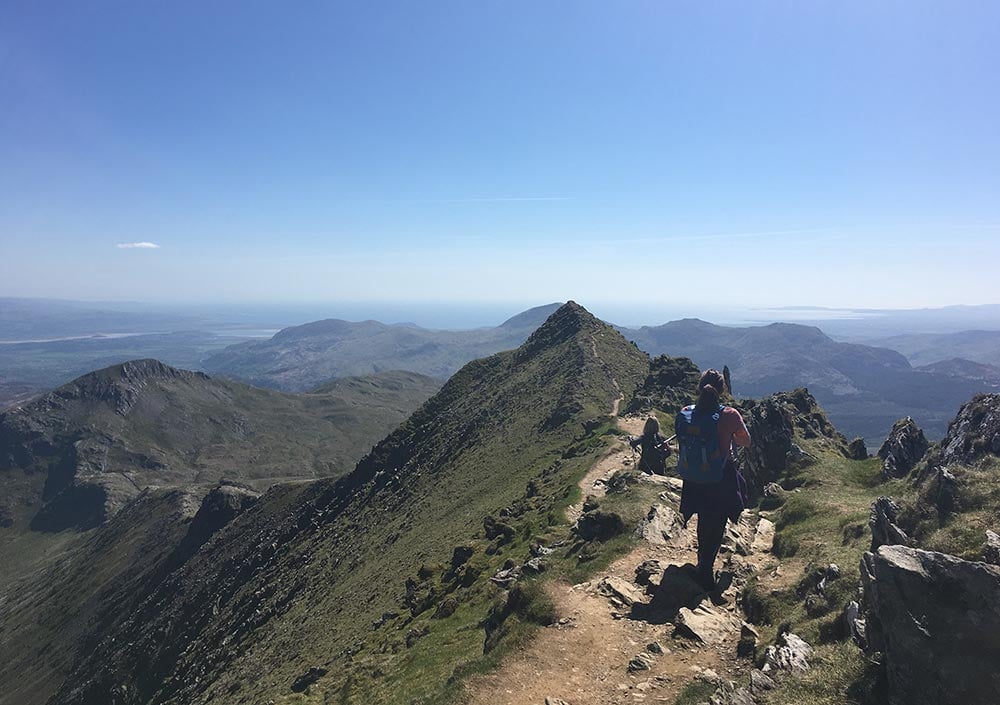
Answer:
[{"left": 116, "top": 242, "right": 161, "bottom": 249}]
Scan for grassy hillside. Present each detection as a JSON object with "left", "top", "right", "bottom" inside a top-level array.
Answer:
[
  {"left": 0, "top": 361, "right": 440, "bottom": 536},
  {"left": 7, "top": 302, "right": 649, "bottom": 705}
]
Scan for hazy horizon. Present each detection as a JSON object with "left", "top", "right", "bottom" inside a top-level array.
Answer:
[{"left": 3, "top": 3, "right": 999, "bottom": 308}]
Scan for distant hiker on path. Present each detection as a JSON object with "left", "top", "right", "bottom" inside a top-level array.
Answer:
[
  {"left": 630, "top": 416, "right": 671, "bottom": 475},
  {"left": 675, "top": 369, "right": 751, "bottom": 591}
]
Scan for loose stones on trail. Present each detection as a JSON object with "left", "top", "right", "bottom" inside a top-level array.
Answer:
[
  {"left": 674, "top": 604, "right": 740, "bottom": 645},
  {"left": 635, "top": 504, "right": 691, "bottom": 547}
]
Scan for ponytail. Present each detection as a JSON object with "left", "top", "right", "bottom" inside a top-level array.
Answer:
[{"left": 696, "top": 369, "right": 726, "bottom": 413}]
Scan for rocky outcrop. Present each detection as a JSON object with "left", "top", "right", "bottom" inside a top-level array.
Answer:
[
  {"left": 625, "top": 355, "right": 700, "bottom": 414},
  {"left": 847, "top": 437, "right": 869, "bottom": 460},
  {"left": 166, "top": 483, "right": 261, "bottom": 568},
  {"left": 735, "top": 389, "right": 849, "bottom": 494},
  {"left": 861, "top": 545, "right": 1000, "bottom": 705},
  {"left": 869, "top": 497, "right": 910, "bottom": 552},
  {"left": 938, "top": 393, "right": 1000, "bottom": 466},
  {"left": 877, "top": 417, "right": 929, "bottom": 479}
]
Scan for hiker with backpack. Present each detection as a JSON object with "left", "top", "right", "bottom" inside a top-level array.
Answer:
[
  {"left": 674, "top": 369, "right": 751, "bottom": 592},
  {"left": 629, "top": 416, "right": 671, "bottom": 475}
]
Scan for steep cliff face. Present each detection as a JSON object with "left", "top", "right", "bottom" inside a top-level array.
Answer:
[{"left": 9, "top": 302, "right": 651, "bottom": 705}]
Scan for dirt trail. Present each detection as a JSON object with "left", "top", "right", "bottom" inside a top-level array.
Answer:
[{"left": 464, "top": 412, "right": 777, "bottom": 705}]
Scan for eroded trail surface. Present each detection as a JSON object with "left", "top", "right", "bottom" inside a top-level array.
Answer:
[{"left": 465, "top": 415, "right": 777, "bottom": 705}]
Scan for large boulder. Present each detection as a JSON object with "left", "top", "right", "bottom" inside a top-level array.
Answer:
[
  {"left": 877, "top": 417, "right": 929, "bottom": 479},
  {"left": 861, "top": 545, "right": 1000, "bottom": 705},
  {"left": 938, "top": 393, "right": 1000, "bottom": 466}
]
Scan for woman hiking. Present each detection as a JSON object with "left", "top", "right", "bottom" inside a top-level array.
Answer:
[
  {"left": 676, "top": 369, "right": 751, "bottom": 592},
  {"left": 629, "top": 416, "right": 670, "bottom": 475}
]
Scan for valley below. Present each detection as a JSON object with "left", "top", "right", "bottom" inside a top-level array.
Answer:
[{"left": 1, "top": 302, "right": 998, "bottom": 705}]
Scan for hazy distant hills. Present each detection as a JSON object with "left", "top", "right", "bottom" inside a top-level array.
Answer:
[
  {"left": 0, "top": 360, "right": 440, "bottom": 534},
  {"left": 202, "top": 302, "right": 563, "bottom": 391},
  {"left": 621, "top": 318, "right": 999, "bottom": 444},
  {"left": 871, "top": 329, "right": 1000, "bottom": 367}
]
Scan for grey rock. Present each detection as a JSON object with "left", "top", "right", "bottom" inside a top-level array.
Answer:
[
  {"left": 762, "top": 632, "right": 812, "bottom": 674},
  {"left": 674, "top": 604, "right": 739, "bottom": 645},
  {"left": 737, "top": 622, "right": 759, "bottom": 658},
  {"left": 646, "top": 641, "right": 665, "bottom": 654},
  {"left": 635, "top": 504, "right": 689, "bottom": 547},
  {"left": 490, "top": 565, "right": 521, "bottom": 588},
  {"left": 749, "top": 669, "right": 776, "bottom": 693},
  {"left": 545, "top": 699, "right": 571, "bottom": 705},
  {"left": 986, "top": 530, "right": 1000, "bottom": 566},
  {"left": 523, "top": 557, "right": 547, "bottom": 574},
  {"left": 847, "top": 437, "right": 869, "bottom": 460},
  {"left": 635, "top": 559, "right": 664, "bottom": 587},
  {"left": 877, "top": 417, "right": 929, "bottom": 479},
  {"left": 597, "top": 576, "right": 643, "bottom": 606},
  {"left": 869, "top": 497, "right": 910, "bottom": 552},
  {"left": 932, "top": 467, "right": 959, "bottom": 516},
  {"left": 861, "top": 545, "right": 1000, "bottom": 705},
  {"left": 628, "top": 651, "right": 656, "bottom": 672},
  {"left": 939, "top": 393, "right": 1000, "bottom": 466}
]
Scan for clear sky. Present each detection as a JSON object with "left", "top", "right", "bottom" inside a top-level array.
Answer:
[{"left": 2, "top": 1, "right": 998, "bottom": 309}]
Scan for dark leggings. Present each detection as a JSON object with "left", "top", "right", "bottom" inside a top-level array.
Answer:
[{"left": 696, "top": 510, "right": 728, "bottom": 579}]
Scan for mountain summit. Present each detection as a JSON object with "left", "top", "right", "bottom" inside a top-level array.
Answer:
[{"left": 14, "top": 303, "right": 650, "bottom": 705}]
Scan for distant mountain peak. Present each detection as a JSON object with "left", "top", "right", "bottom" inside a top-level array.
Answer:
[
  {"left": 498, "top": 302, "right": 563, "bottom": 329},
  {"left": 46, "top": 359, "right": 208, "bottom": 416},
  {"left": 518, "top": 301, "right": 605, "bottom": 356}
]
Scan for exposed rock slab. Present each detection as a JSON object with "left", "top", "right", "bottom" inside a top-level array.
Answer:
[
  {"left": 862, "top": 545, "right": 1000, "bottom": 705},
  {"left": 674, "top": 603, "right": 739, "bottom": 645}
]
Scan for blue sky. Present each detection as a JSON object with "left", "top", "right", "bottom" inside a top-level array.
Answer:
[{"left": 1, "top": 1, "right": 998, "bottom": 309}]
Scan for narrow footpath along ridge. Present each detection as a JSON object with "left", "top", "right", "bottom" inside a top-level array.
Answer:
[{"left": 465, "top": 413, "right": 779, "bottom": 705}]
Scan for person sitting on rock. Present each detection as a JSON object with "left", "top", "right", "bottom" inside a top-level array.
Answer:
[
  {"left": 630, "top": 416, "right": 671, "bottom": 475},
  {"left": 679, "top": 369, "right": 751, "bottom": 592}
]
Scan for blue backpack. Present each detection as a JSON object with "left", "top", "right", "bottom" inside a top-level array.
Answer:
[{"left": 675, "top": 404, "right": 728, "bottom": 483}]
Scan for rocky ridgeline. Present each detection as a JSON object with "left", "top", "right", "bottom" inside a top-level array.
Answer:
[{"left": 852, "top": 394, "right": 1000, "bottom": 705}]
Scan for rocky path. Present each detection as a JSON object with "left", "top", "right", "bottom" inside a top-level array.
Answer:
[{"left": 465, "top": 415, "right": 777, "bottom": 705}]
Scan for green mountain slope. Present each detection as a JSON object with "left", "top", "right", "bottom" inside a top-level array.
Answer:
[
  {"left": 6, "top": 302, "right": 649, "bottom": 705},
  {"left": 0, "top": 361, "right": 440, "bottom": 535},
  {"left": 202, "top": 303, "right": 563, "bottom": 391}
]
